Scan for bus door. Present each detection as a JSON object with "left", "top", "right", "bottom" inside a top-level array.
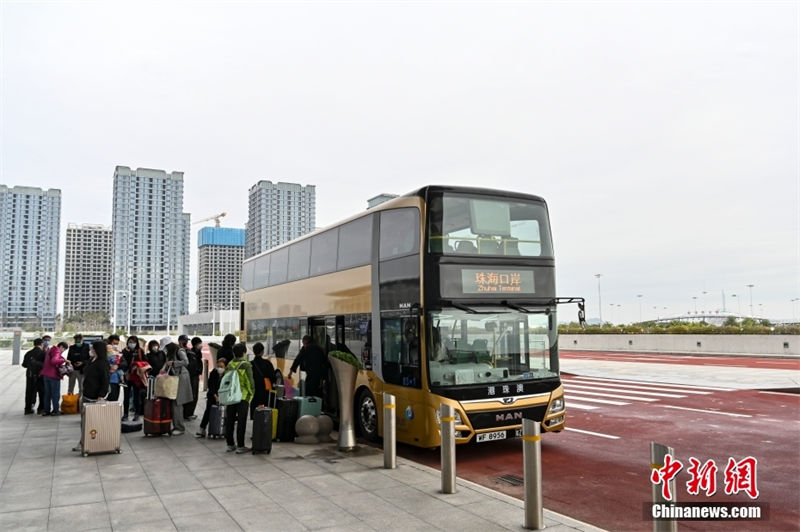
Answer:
[{"left": 380, "top": 312, "right": 425, "bottom": 442}]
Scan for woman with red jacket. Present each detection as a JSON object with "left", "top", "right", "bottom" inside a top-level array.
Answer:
[{"left": 40, "top": 341, "right": 68, "bottom": 416}]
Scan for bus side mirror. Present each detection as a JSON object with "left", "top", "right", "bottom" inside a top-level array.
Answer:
[{"left": 578, "top": 302, "right": 586, "bottom": 329}]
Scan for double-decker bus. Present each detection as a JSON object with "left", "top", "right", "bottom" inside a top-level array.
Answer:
[{"left": 240, "top": 186, "right": 584, "bottom": 448}]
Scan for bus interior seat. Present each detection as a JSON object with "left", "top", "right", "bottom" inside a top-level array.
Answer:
[
  {"left": 455, "top": 240, "right": 477, "bottom": 254},
  {"left": 504, "top": 237, "right": 521, "bottom": 255},
  {"left": 472, "top": 339, "right": 488, "bottom": 352}
]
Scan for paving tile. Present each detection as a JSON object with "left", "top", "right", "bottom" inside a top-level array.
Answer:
[
  {"left": 0, "top": 508, "right": 50, "bottom": 531},
  {"left": 339, "top": 470, "right": 404, "bottom": 491},
  {"left": 109, "top": 518, "right": 177, "bottom": 532},
  {"left": 159, "top": 488, "right": 223, "bottom": 519},
  {"left": 234, "top": 463, "right": 292, "bottom": 484},
  {"left": 171, "top": 510, "right": 243, "bottom": 531},
  {"left": 107, "top": 495, "right": 170, "bottom": 528},
  {"left": 103, "top": 478, "right": 156, "bottom": 501},
  {"left": 255, "top": 478, "right": 320, "bottom": 504},
  {"left": 47, "top": 501, "right": 111, "bottom": 532},
  {"left": 193, "top": 465, "right": 250, "bottom": 489},
  {"left": 51, "top": 481, "right": 106, "bottom": 507},
  {"left": 148, "top": 473, "right": 203, "bottom": 495},
  {"left": 228, "top": 507, "right": 307, "bottom": 532},
  {"left": 208, "top": 485, "right": 271, "bottom": 511},
  {"left": 300, "top": 473, "right": 366, "bottom": 496},
  {"left": 0, "top": 483, "right": 52, "bottom": 512}
]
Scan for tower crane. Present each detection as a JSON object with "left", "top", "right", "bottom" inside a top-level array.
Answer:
[{"left": 192, "top": 212, "right": 227, "bottom": 227}]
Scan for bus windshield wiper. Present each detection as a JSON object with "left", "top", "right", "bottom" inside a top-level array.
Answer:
[
  {"left": 501, "top": 301, "right": 550, "bottom": 314},
  {"left": 448, "top": 302, "right": 498, "bottom": 314}
]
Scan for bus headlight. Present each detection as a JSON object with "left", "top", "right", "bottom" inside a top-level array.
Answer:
[
  {"left": 547, "top": 416, "right": 564, "bottom": 427},
  {"left": 548, "top": 397, "right": 564, "bottom": 414},
  {"left": 436, "top": 409, "right": 463, "bottom": 425}
]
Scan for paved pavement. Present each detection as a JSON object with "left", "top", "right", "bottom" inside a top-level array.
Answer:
[{"left": 0, "top": 350, "right": 602, "bottom": 532}]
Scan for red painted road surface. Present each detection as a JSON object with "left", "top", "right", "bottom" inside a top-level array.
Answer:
[{"left": 396, "top": 352, "right": 800, "bottom": 531}]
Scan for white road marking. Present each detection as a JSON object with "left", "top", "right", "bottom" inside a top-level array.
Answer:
[
  {"left": 565, "top": 384, "right": 686, "bottom": 399},
  {"left": 564, "top": 395, "right": 630, "bottom": 406},
  {"left": 561, "top": 389, "right": 658, "bottom": 401},
  {"left": 571, "top": 375, "right": 732, "bottom": 391},
  {"left": 563, "top": 378, "right": 712, "bottom": 395},
  {"left": 660, "top": 405, "right": 752, "bottom": 418},
  {"left": 565, "top": 427, "right": 620, "bottom": 439},
  {"left": 563, "top": 403, "right": 599, "bottom": 410}
]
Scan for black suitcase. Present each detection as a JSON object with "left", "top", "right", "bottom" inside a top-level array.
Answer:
[
  {"left": 252, "top": 406, "right": 272, "bottom": 454},
  {"left": 276, "top": 397, "right": 299, "bottom": 442},
  {"left": 208, "top": 404, "right": 224, "bottom": 439}
]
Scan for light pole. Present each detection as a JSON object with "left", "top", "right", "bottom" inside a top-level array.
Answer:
[
  {"left": 127, "top": 266, "right": 144, "bottom": 334},
  {"left": 608, "top": 303, "right": 614, "bottom": 324},
  {"left": 692, "top": 296, "right": 698, "bottom": 316},
  {"left": 637, "top": 294, "right": 643, "bottom": 323},
  {"left": 594, "top": 274, "right": 603, "bottom": 324},
  {"left": 792, "top": 298, "right": 799, "bottom": 321},
  {"left": 746, "top": 284, "right": 755, "bottom": 317},
  {"left": 732, "top": 294, "right": 740, "bottom": 316}
]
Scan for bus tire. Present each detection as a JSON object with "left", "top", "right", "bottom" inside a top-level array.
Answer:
[{"left": 356, "top": 389, "right": 379, "bottom": 442}]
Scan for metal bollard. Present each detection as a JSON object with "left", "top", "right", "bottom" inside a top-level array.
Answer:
[
  {"left": 383, "top": 393, "right": 396, "bottom": 469},
  {"left": 11, "top": 330, "right": 22, "bottom": 365},
  {"left": 651, "top": 442, "right": 678, "bottom": 532},
  {"left": 203, "top": 359, "right": 209, "bottom": 392},
  {"left": 440, "top": 403, "right": 456, "bottom": 494},
  {"left": 522, "top": 419, "right": 543, "bottom": 530}
]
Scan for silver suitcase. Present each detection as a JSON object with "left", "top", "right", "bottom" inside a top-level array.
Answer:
[{"left": 81, "top": 402, "right": 122, "bottom": 456}]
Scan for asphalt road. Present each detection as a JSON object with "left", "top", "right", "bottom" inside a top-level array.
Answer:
[{"left": 397, "top": 351, "right": 800, "bottom": 532}]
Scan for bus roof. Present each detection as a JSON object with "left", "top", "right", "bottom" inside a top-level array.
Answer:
[{"left": 243, "top": 185, "right": 548, "bottom": 264}]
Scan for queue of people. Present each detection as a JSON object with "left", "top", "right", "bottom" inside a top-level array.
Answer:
[{"left": 21, "top": 333, "right": 314, "bottom": 456}]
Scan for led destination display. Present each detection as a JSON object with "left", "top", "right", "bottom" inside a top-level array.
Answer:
[{"left": 460, "top": 268, "right": 535, "bottom": 295}]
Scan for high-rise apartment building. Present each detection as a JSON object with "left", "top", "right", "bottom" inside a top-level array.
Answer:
[
  {"left": 0, "top": 185, "right": 61, "bottom": 330},
  {"left": 197, "top": 227, "right": 245, "bottom": 313},
  {"left": 63, "top": 224, "right": 112, "bottom": 319},
  {"left": 246, "top": 180, "right": 315, "bottom": 258},
  {"left": 111, "top": 166, "right": 190, "bottom": 332}
]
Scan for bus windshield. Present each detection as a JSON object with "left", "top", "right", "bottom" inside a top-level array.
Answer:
[
  {"left": 427, "top": 308, "right": 558, "bottom": 387},
  {"left": 428, "top": 193, "right": 553, "bottom": 257}
]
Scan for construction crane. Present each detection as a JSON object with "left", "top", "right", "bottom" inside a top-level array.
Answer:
[{"left": 192, "top": 212, "right": 227, "bottom": 227}]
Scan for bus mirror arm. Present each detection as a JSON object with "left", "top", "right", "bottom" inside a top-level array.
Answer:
[{"left": 550, "top": 297, "right": 587, "bottom": 329}]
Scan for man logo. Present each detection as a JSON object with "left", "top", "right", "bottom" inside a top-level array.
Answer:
[
  {"left": 501, "top": 397, "right": 516, "bottom": 405},
  {"left": 496, "top": 412, "right": 523, "bottom": 422}
]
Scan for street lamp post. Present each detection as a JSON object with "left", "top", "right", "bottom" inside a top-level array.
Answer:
[
  {"left": 792, "top": 298, "right": 799, "bottom": 321},
  {"left": 594, "top": 274, "right": 603, "bottom": 324},
  {"left": 692, "top": 296, "right": 698, "bottom": 317},
  {"left": 637, "top": 294, "right": 643, "bottom": 323},
  {"left": 746, "top": 284, "right": 755, "bottom": 317},
  {"left": 732, "top": 294, "right": 740, "bottom": 316}
]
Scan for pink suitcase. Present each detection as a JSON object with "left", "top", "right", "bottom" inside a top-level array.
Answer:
[{"left": 81, "top": 402, "right": 122, "bottom": 456}]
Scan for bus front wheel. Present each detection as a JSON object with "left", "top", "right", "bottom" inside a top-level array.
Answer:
[{"left": 357, "top": 389, "right": 379, "bottom": 442}]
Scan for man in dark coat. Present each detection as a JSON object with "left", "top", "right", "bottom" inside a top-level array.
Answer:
[
  {"left": 182, "top": 335, "right": 202, "bottom": 420},
  {"left": 288, "top": 335, "right": 328, "bottom": 398},
  {"left": 66, "top": 333, "right": 90, "bottom": 397},
  {"left": 21, "top": 338, "right": 46, "bottom": 414}
]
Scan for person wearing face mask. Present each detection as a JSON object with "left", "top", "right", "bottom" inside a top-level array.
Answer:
[
  {"left": 73, "top": 341, "right": 110, "bottom": 452},
  {"left": 66, "top": 334, "right": 90, "bottom": 397},
  {"left": 196, "top": 357, "right": 228, "bottom": 438},
  {"left": 146, "top": 340, "right": 166, "bottom": 377},
  {"left": 40, "top": 340, "right": 69, "bottom": 416},
  {"left": 122, "top": 336, "right": 146, "bottom": 421}
]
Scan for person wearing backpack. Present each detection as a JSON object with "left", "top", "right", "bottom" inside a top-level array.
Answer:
[{"left": 221, "top": 343, "right": 254, "bottom": 453}]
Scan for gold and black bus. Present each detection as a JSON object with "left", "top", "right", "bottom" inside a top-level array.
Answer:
[{"left": 240, "top": 185, "right": 584, "bottom": 448}]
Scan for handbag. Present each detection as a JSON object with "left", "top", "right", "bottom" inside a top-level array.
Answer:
[
  {"left": 58, "top": 361, "right": 73, "bottom": 377},
  {"left": 154, "top": 367, "right": 179, "bottom": 400}
]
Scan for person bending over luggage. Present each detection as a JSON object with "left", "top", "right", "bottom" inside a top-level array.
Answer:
[
  {"left": 196, "top": 357, "right": 227, "bottom": 438},
  {"left": 164, "top": 342, "right": 192, "bottom": 435},
  {"left": 288, "top": 335, "right": 327, "bottom": 398},
  {"left": 22, "top": 338, "right": 46, "bottom": 415},
  {"left": 224, "top": 343, "right": 255, "bottom": 454},
  {"left": 250, "top": 342, "right": 275, "bottom": 420},
  {"left": 73, "top": 341, "right": 110, "bottom": 452}
]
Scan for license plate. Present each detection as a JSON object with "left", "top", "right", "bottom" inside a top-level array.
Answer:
[{"left": 476, "top": 430, "right": 507, "bottom": 443}]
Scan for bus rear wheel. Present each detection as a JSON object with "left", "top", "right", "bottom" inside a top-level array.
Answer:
[{"left": 357, "top": 389, "right": 379, "bottom": 442}]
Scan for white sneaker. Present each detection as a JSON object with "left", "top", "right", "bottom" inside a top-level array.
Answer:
[{"left": 172, "top": 429, "right": 184, "bottom": 435}]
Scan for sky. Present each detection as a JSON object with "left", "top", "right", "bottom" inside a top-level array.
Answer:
[{"left": 1, "top": 0, "right": 798, "bottom": 324}]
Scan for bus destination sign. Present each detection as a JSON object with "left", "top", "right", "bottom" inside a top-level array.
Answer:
[{"left": 461, "top": 269, "right": 535, "bottom": 294}]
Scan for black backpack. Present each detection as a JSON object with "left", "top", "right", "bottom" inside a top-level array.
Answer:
[{"left": 186, "top": 349, "right": 201, "bottom": 377}]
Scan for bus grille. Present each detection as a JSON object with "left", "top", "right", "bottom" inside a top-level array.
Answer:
[{"left": 467, "top": 406, "right": 547, "bottom": 430}]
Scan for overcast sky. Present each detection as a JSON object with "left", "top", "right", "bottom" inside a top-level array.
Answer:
[{"left": 2, "top": 1, "right": 797, "bottom": 323}]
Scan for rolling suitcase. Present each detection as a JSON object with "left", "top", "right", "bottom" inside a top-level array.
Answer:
[
  {"left": 143, "top": 397, "right": 172, "bottom": 436},
  {"left": 294, "top": 396, "right": 322, "bottom": 417},
  {"left": 81, "top": 402, "right": 122, "bottom": 456},
  {"left": 251, "top": 406, "right": 272, "bottom": 454},
  {"left": 208, "top": 404, "right": 225, "bottom": 439},
  {"left": 276, "top": 397, "right": 299, "bottom": 442}
]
